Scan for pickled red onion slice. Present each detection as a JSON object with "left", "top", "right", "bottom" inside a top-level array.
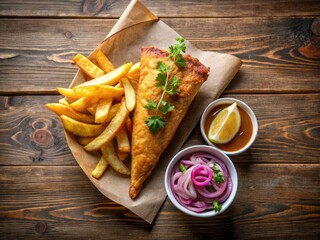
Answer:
[
  {"left": 170, "top": 152, "right": 233, "bottom": 213},
  {"left": 191, "top": 165, "right": 212, "bottom": 186}
]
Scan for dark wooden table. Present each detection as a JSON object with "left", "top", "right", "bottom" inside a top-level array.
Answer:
[{"left": 1, "top": 1, "right": 319, "bottom": 239}]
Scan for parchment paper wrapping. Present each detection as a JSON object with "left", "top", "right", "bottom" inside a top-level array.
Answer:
[{"left": 65, "top": 0, "right": 242, "bottom": 223}]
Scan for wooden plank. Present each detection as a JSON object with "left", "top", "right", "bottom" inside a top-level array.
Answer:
[
  {"left": 0, "top": 164, "right": 319, "bottom": 239},
  {"left": 0, "top": 95, "right": 76, "bottom": 166},
  {"left": 0, "top": 17, "right": 319, "bottom": 94},
  {"left": 0, "top": 0, "right": 320, "bottom": 18},
  {"left": 184, "top": 93, "right": 320, "bottom": 163},
  {"left": 0, "top": 94, "right": 319, "bottom": 166}
]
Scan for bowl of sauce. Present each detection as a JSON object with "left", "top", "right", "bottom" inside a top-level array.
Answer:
[{"left": 200, "top": 98, "right": 258, "bottom": 155}]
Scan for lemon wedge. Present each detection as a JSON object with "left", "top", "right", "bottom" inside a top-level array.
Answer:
[{"left": 208, "top": 102, "right": 241, "bottom": 144}]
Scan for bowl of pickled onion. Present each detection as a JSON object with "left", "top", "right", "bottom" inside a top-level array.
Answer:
[{"left": 164, "top": 145, "right": 238, "bottom": 217}]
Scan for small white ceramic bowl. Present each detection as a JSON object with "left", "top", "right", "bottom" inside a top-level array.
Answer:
[
  {"left": 164, "top": 145, "right": 238, "bottom": 217},
  {"left": 200, "top": 98, "right": 258, "bottom": 155}
]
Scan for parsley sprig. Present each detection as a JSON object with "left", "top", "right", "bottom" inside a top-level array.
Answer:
[
  {"left": 213, "top": 199, "right": 222, "bottom": 212},
  {"left": 145, "top": 37, "right": 186, "bottom": 132},
  {"left": 179, "top": 163, "right": 186, "bottom": 173},
  {"left": 212, "top": 163, "right": 225, "bottom": 184}
]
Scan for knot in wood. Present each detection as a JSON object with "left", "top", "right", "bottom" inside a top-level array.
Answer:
[
  {"left": 2, "top": 96, "right": 22, "bottom": 110},
  {"left": 35, "top": 221, "right": 47, "bottom": 234},
  {"left": 64, "top": 31, "right": 73, "bottom": 39},
  {"left": 31, "top": 118, "right": 52, "bottom": 130},
  {"left": 82, "top": 0, "right": 107, "bottom": 15},
  {"left": 33, "top": 129, "right": 52, "bottom": 146},
  {"left": 311, "top": 17, "right": 320, "bottom": 36}
]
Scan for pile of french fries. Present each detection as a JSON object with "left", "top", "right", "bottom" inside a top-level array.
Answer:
[{"left": 46, "top": 50, "right": 140, "bottom": 179}]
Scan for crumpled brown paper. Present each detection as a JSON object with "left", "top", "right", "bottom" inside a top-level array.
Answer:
[{"left": 65, "top": 0, "right": 242, "bottom": 223}]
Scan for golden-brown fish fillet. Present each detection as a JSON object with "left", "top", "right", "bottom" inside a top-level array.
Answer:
[{"left": 130, "top": 46, "right": 209, "bottom": 199}]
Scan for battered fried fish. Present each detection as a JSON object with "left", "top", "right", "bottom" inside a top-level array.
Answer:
[{"left": 130, "top": 46, "right": 209, "bottom": 199}]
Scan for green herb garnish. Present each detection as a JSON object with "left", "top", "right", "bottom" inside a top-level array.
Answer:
[
  {"left": 179, "top": 163, "right": 186, "bottom": 173},
  {"left": 145, "top": 37, "right": 186, "bottom": 132},
  {"left": 213, "top": 199, "right": 222, "bottom": 212},
  {"left": 212, "top": 163, "right": 225, "bottom": 184}
]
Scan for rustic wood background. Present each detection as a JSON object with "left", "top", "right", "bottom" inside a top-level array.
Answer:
[{"left": 0, "top": 0, "right": 319, "bottom": 239}]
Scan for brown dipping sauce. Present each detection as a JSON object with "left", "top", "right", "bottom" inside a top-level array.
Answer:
[{"left": 204, "top": 104, "right": 253, "bottom": 152}]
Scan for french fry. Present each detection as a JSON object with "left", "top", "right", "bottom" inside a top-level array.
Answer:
[
  {"left": 46, "top": 103, "right": 95, "bottom": 123},
  {"left": 92, "top": 156, "right": 109, "bottom": 179},
  {"left": 127, "top": 62, "right": 140, "bottom": 80},
  {"left": 84, "top": 98, "right": 129, "bottom": 151},
  {"left": 56, "top": 88, "right": 79, "bottom": 104},
  {"left": 73, "top": 53, "right": 104, "bottom": 79},
  {"left": 105, "top": 103, "right": 120, "bottom": 122},
  {"left": 74, "top": 62, "right": 132, "bottom": 88},
  {"left": 58, "top": 98, "right": 70, "bottom": 106},
  {"left": 126, "top": 62, "right": 140, "bottom": 90},
  {"left": 60, "top": 115, "right": 106, "bottom": 137},
  {"left": 70, "top": 97, "right": 99, "bottom": 113},
  {"left": 101, "top": 141, "right": 130, "bottom": 175},
  {"left": 56, "top": 87, "right": 78, "bottom": 99},
  {"left": 116, "top": 149, "right": 130, "bottom": 162},
  {"left": 115, "top": 126, "right": 130, "bottom": 153},
  {"left": 95, "top": 97, "right": 113, "bottom": 123},
  {"left": 96, "top": 50, "right": 115, "bottom": 73},
  {"left": 47, "top": 52, "right": 140, "bottom": 185},
  {"left": 87, "top": 103, "right": 97, "bottom": 115},
  {"left": 73, "top": 85, "right": 124, "bottom": 99},
  {"left": 114, "top": 82, "right": 122, "bottom": 88},
  {"left": 113, "top": 82, "right": 123, "bottom": 103},
  {"left": 77, "top": 136, "right": 95, "bottom": 146},
  {"left": 125, "top": 117, "right": 133, "bottom": 135},
  {"left": 121, "top": 77, "right": 136, "bottom": 112}
]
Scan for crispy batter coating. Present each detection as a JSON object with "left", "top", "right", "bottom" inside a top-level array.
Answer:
[{"left": 129, "top": 46, "right": 209, "bottom": 199}]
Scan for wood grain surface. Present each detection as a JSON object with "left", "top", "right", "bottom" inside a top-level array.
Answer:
[
  {"left": 0, "top": 0, "right": 319, "bottom": 17},
  {"left": 0, "top": 94, "right": 319, "bottom": 166},
  {"left": 0, "top": 0, "right": 319, "bottom": 239},
  {"left": 0, "top": 17, "right": 319, "bottom": 94},
  {"left": 0, "top": 164, "right": 319, "bottom": 239}
]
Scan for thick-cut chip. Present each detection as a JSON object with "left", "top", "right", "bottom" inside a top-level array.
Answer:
[
  {"left": 58, "top": 98, "right": 70, "bottom": 106},
  {"left": 114, "top": 82, "right": 122, "bottom": 88},
  {"left": 127, "top": 62, "right": 140, "bottom": 90},
  {"left": 92, "top": 156, "right": 109, "bottom": 179},
  {"left": 84, "top": 98, "right": 129, "bottom": 151},
  {"left": 77, "top": 136, "right": 95, "bottom": 146},
  {"left": 115, "top": 126, "right": 130, "bottom": 153},
  {"left": 87, "top": 103, "right": 97, "bottom": 115},
  {"left": 74, "top": 62, "right": 132, "bottom": 88},
  {"left": 70, "top": 97, "right": 99, "bottom": 113},
  {"left": 121, "top": 77, "right": 136, "bottom": 112},
  {"left": 46, "top": 103, "right": 95, "bottom": 123},
  {"left": 127, "top": 62, "right": 140, "bottom": 80},
  {"left": 73, "top": 53, "right": 104, "bottom": 79},
  {"left": 116, "top": 149, "right": 129, "bottom": 162},
  {"left": 125, "top": 117, "right": 133, "bottom": 135},
  {"left": 56, "top": 87, "right": 78, "bottom": 99},
  {"left": 105, "top": 103, "right": 120, "bottom": 123},
  {"left": 60, "top": 115, "right": 106, "bottom": 137},
  {"left": 95, "top": 97, "right": 113, "bottom": 123},
  {"left": 73, "top": 85, "right": 124, "bottom": 98},
  {"left": 96, "top": 50, "right": 115, "bottom": 73},
  {"left": 113, "top": 82, "right": 123, "bottom": 103},
  {"left": 101, "top": 141, "right": 130, "bottom": 175},
  {"left": 56, "top": 88, "right": 78, "bottom": 104}
]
